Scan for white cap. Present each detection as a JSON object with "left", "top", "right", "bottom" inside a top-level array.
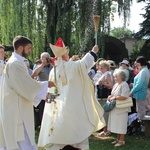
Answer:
[{"left": 120, "top": 60, "right": 129, "bottom": 65}]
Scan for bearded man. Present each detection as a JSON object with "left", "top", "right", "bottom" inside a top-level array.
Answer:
[{"left": 0, "top": 36, "right": 55, "bottom": 150}]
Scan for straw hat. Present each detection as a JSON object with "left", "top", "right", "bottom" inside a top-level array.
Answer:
[
  {"left": 107, "top": 60, "right": 116, "bottom": 68},
  {"left": 49, "top": 37, "right": 69, "bottom": 57},
  {"left": 70, "top": 55, "right": 80, "bottom": 61}
]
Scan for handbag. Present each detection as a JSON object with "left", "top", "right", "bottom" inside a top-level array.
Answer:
[
  {"left": 97, "top": 85, "right": 111, "bottom": 98},
  {"left": 116, "top": 97, "right": 133, "bottom": 108},
  {"left": 103, "top": 100, "right": 116, "bottom": 112}
]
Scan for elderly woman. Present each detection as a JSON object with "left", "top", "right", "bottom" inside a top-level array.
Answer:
[{"left": 107, "top": 69, "right": 130, "bottom": 147}]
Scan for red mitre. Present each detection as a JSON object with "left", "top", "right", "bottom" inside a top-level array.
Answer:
[{"left": 55, "top": 37, "right": 64, "bottom": 47}]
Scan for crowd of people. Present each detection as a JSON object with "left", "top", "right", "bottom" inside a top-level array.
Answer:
[{"left": 0, "top": 35, "right": 150, "bottom": 150}]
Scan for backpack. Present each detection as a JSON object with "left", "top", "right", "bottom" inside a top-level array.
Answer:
[{"left": 127, "top": 119, "right": 141, "bottom": 135}]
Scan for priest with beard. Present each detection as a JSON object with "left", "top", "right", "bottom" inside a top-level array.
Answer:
[{"left": 0, "top": 36, "right": 55, "bottom": 150}]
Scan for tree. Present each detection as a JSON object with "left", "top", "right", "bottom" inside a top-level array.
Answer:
[
  {"left": 132, "top": 0, "right": 150, "bottom": 60},
  {"left": 136, "top": 0, "right": 150, "bottom": 39},
  {"left": 110, "top": 27, "right": 133, "bottom": 38},
  {"left": 0, "top": 0, "right": 134, "bottom": 61},
  {"left": 129, "top": 39, "right": 145, "bottom": 61},
  {"left": 0, "top": 0, "right": 44, "bottom": 60}
]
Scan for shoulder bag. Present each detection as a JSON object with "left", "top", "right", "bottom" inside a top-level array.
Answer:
[
  {"left": 103, "top": 100, "right": 116, "bottom": 112},
  {"left": 116, "top": 97, "right": 133, "bottom": 108}
]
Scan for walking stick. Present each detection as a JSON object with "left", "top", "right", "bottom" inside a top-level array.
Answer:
[{"left": 93, "top": 15, "right": 100, "bottom": 45}]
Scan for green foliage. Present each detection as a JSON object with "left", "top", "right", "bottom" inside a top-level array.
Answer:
[
  {"left": 136, "top": 0, "right": 150, "bottom": 39},
  {"left": 110, "top": 27, "right": 133, "bottom": 38},
  {"left": 0, "top": 0, "right": 134, "bottom": 61},
  {"left": 117, "top": 0, "right": 133, "bottom": 27},
  {"left": 138, "top": 39, "right": 150, "bottom": 61},
  {"left": 130, "top": 43, "right": 141, "bottom": 61},
  {"left": 0, "top": 0, "right": 46, "bottom": 61},
  {"left": 129, "top": 39, "right": 145, "bottom": 61}
]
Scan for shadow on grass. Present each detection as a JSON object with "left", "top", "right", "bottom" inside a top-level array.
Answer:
[{"left": 35, "top": 129, "right": 150, "bottom": 150}]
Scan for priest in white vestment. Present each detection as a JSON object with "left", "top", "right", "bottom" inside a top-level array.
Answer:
[
  {"left": 0, "top": 36, "right": 55, "bottom": 150},
  {"left": 38, "top": 38, "right": 105, "bottom": 150}
]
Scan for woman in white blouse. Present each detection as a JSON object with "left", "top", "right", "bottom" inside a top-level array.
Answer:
[{"left": 107, "top": 69, "right": 130, "bottom": 147}]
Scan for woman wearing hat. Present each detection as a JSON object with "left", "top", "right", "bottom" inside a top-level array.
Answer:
[{"left": 38, "top": 38, "right": 105, "bottom": 150}]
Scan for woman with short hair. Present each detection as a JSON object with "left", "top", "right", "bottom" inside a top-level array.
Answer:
[
  {"left": 97, "top": 60, "right": 113, "bottom": 137},
  {"left": 107, "top": 69, "right": 130, "bottom": 147},
  {"left": 130, "top": 56, "right": 149, "bottom": 121},
  {"left": 97, "top": 60, "right": 113, "bottom": 99}
]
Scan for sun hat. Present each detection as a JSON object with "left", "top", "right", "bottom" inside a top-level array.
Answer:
[
  {"left": 120, "top": 60, "right": 129, "bottom": 65},
  {"left": 107, "top": 60, "right": 116, "bottom": 68}
]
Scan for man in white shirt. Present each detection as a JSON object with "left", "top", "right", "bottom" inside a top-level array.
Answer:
[{"left": 0, "top": 36, "right": 55, "bottom": 150}]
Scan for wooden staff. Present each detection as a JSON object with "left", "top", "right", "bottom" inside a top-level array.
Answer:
[{"left": 93, "top": 15, "right": 100, "bottom": 45}]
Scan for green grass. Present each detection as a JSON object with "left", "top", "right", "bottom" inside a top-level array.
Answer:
[
  {"left": 35, "top": 130, "right": 150, "bottom": 150},
  {"left": 89, "top": 133, "right": 150, "bottom": 150}
]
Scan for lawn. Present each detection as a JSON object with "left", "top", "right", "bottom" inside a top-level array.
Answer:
[
  {"left": 89, "top": 132, "right": 150, "bottom": 150},
  {"left": 35, "top": 130, "right": 150, "bottom": 150}
]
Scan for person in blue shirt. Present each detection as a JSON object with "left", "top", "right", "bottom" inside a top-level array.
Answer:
[
  {"left": 130, "top": 56, "right": 149, "bottom": 121},
  {"left": 32, "top": 52, "right": 53, "bottom": 129}
]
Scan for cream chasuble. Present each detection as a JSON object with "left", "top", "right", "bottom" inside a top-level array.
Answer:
[{"left": 38, "top": 53, "right": 105, "bottom": 150}]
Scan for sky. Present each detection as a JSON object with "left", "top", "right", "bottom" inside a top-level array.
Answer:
[{"left": 111, "top": 0, "right": 146, "bottom": 32}]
